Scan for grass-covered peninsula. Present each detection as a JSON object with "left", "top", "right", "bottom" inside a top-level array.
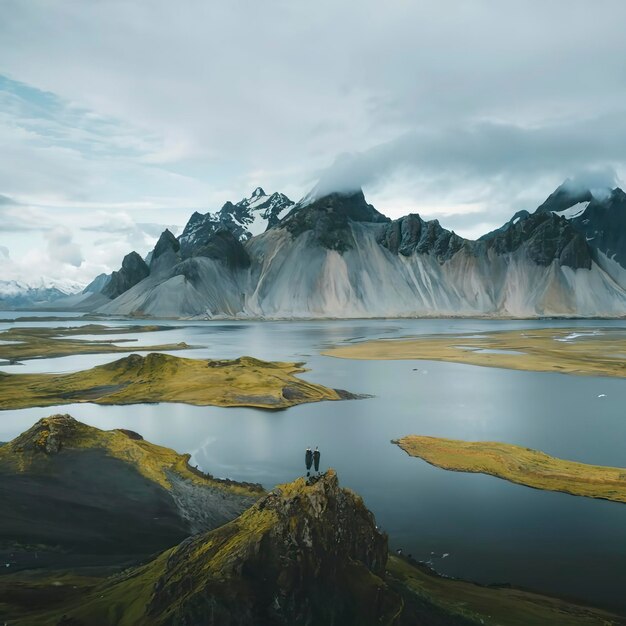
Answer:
[
  {"left": 0, "top": 352, "right": 349, "bottom": 410},
  {"left": 394, "top": 435, "right": 626, "bottom": 503},
  {"left": 324, "top": 327, "right": 626, "bottom": 378},
  {"left": 0, "top": 324, "right": 190, "bottom": 362}
]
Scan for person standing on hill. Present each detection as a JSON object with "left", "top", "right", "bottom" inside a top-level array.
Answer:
[
  {"left": 305, "top": 447, "right": 313, "bottom": 476},
  {"left": 313, "top": 446, "right": 321, "bottom": 474}
]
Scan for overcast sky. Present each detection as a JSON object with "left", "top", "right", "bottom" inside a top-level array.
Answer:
[{"left": 1, "top": 0, "right": 626, "bottom": 284}]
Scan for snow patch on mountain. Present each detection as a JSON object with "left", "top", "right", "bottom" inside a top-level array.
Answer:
[
  {"left": 552, "top": 201, "right": 590, "bottom": 220},
  {"left": 178, "top": 189, "right": 294, "bottom": 256}
]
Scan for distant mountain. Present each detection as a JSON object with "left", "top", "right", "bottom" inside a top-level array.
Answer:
[
  {"left": 0, "top": 277, "right": 85, "bottom": 310},
  {"left": 82, "top": 272, "right": 111, "bottom": 294},
  {"left": 484, "top": 180, "right": 626, "bottom": 291},
  {"left": 84, "top": 181, "right": 626, "bottom": 318},
  {"left": 536, "top": 183, "right": 626, "bottom": 283}
]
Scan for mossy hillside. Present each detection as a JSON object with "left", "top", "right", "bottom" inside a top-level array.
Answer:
[
  {"left": 0, "top": 414, "right": 263, "bottom": 605},
  {"left": 0, "top": 324, "right": 190, "bottom": 362},
  {"left": 1, "top": 414, "right": 261, "bottom": 497},
  {"left": 324, "top": 327, "right": 626, "bottom": 378},
  {"left": 394, "top": 435, "right": 626, "bottom": 503},
  {"left": 39, "top": 471, "right": 403, "bottom": 626},
  {"left": 0, "top": 352, "right": 346, "bottom": 410},
  {"left": 8, "top": 469, "right": 625, "bottom": 626}
]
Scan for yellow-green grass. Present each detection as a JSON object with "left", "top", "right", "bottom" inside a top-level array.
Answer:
[
  {"left": 0, "top": 324, "right": 191, "bottom": 361},
  {"left": 0, "top": 352, "right": 345, "bottom": 410},
  {"left": 388, "top": 556, "right": 625, "bottom": 626},
  {"left": 394, "top": 435, "right": 626, "bottom": 503},
  {"left": 0, "top": 413, "right": 262, "bottom": 497},
  {"left": 323, "top": 327, "right": 626, "bottom": 378}
]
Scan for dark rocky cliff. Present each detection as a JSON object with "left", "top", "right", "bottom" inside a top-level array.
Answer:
[
  {"left": 281, "top": 190, "right": 390, "bottom": 253},
  {"left": 102, "top": 251, "right": 149, "bottom": 298}
]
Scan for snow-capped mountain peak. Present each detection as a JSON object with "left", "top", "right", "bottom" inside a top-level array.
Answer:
[
  {"left": 178, "top": 188, "right": 294, "bottom": 256},
  {"left": 0, "top": 277, "right": 86, "bottom": 309}
]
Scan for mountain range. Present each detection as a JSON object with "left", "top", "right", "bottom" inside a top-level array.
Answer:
[
  {"left": 47, "top": 182, "right": 626, "bottom": 317},
  {"left": 0, "top": 277, "right": 86, "bottom": 310}
]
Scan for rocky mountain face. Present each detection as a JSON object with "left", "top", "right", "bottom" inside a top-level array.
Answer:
[
  {"left": 89, "top": 182, "right": 626, "bottom": 318},
  {"left": 101, "top": 251, "right": 149, "bottom": 299},
  {"left": 178, "top": 187, "right": 294, "bottom": 257},
  {"left": 486, "top": 180, "right": 626, "bottom": 289},
  {"left": 282, "top": 190, "right": 389, "bottom": 252},
  {"left": 536, "top": 184, "right": 626, "bottom": 284},
  {"left": 377, "top": 213, "right": 468, "bottom": 262},
  {"left": 142, "top": 471, "right": 399, "bottom": 625}
]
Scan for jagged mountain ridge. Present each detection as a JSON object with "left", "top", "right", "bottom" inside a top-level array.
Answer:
[
  {"left": 92, "top": 183, "right": 626, "bottom": 318},
  {"left": 178, "top": 187, "right": 294, "bottom": 257}
]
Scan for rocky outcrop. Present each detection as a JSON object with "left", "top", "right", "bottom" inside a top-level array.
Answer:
[
  {"left": 190, "top": 229, "right": 251, "bottom": 268},
  {"left": 568, "top": 188, "right": 626, "bottom": 268},
  {"left": 282, "top": 190, "right": 390, "bottom": 252},
  {"left": 54, "top": 471, "right": 404, "bottom": 625},
  {"left": 150, "top": 228, "right": 181, "bottom": 273},
  {"left": 378, "top": 214, "right": 468, "bottom": 262},
  {"left": 101, "top": 251, "right": 149, "bottom": 298},
  {"left": 484, "top": 212, "right": 592, "bottom": 270}
]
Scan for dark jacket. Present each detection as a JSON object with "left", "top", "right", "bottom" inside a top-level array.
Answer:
[{"left": 305, "top": 449, "right": 313, "bottom": 469}]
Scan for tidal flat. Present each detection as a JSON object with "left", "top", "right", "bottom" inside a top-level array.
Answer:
[
  {"left": 324, "top": 326, "right": 626, "bottom": 378},
  {"left": 394, "top": 435, "right": 626, "bottom": 503},
  {"left": 0, "top": 352, "right": 346, "bottom": 410},
  {"left": 0, "top": 324, "right": 191, "bottom": 362}
]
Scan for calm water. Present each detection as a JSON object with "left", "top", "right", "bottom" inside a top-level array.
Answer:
[{"left": 1, "top": 316, "right": 626, "bottom": 611}]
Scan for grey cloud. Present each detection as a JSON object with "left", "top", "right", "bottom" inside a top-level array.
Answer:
[
  {"left": 560, "top": 168, "right": 618, "bottom": 200},
  {"left": 45, "top": 227, "right": 83, "bottom": 267},
  {"left": 1, "top": 0, "right": 626, "bottom": 244},
  {"left": 84, "top": 220, "right": 179, "bottom": 237},
  {"left": 0, "top": 194, "right": 19, "bottom": 206},
  {"left": 313, "top": 116, "right": 626, "bottom": 199}
]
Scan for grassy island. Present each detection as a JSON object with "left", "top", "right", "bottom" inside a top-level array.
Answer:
[
  {"left": 394, "top": 435, "right": 626, "bottom": 503},
  {"left": 0, "top": 324, "right": 191, "bottom": 362},
  {"left": 0, "top": 352, "right": 348, "bottom": 410},
  {"left": 324, "top": 327, "right": 626, "bottom": 378}
]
